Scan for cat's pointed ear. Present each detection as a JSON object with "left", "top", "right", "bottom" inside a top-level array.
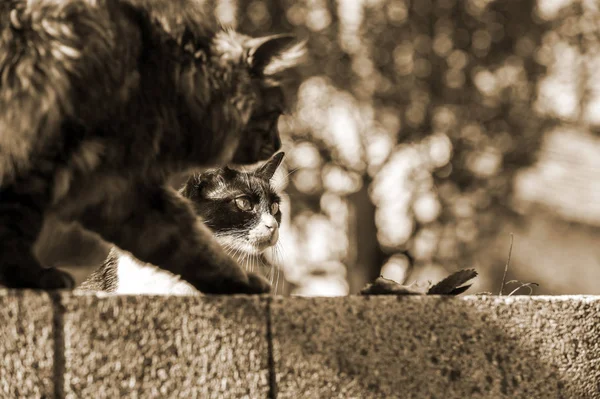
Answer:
[
  {"left": 179, "top": 171, "right": 216, "bottom": 199},
  {"left": 180, "top": 27, "right": 196, "bottom": 53},
  {"left": 222, "top": 165, "right": 237, "bottom": 178},
  {"left": 248, "top": 34, "right": 303, "bottom": 76},
  {"left": 179, "top": 173, "right": 203, "bottom": 199},
  {"left": 255, "top": 152, "right": 285, "bottom": 180}
]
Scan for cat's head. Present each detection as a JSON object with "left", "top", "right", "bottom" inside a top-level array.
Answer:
[
  {"left": 221, "top": 34, "right": 304, "bottom": 165},
  {"left": 181, "top": 152, "right": 285, "bottom": 255},
  {"left": 178, "top": 27, "right": 304, "bottom": 165}
]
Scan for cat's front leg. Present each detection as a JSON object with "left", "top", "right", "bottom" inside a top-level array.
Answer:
[
  {"left": 34, "top": 216, "right": 112, "bottom": 286},
  {"left": 35, "top": 215, "right": 111, "bottom": 270},
  {"left": 77, "top": 184, "right": 271, "bottom": 295},
  {"left": 0, "top": 183, "right": 75, "bottom": 289}
]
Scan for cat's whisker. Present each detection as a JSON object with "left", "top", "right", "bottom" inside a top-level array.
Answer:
[
  {"left": 281, "top": 167, "right": 301, "bottom": 182},
  {"left": 259, "top": 255, "right": 274, "bottom": 286},
  {"left": 219, "top": 242, "right": 239, "bottom": 258},
  {"left": 245, "top": 254, "right": 251, "bottom": 273},
  {"left": 277, "top": 245, "right": 286, "bottom": 264},
  {"left": 271, "top": 167, "right": 300, "bottom": 191},
  {"left": 255, "top": 248, "right": 276, "bottom": 294},
  {"left": 232, "top": 246, "right": 246, "bottom": 265},
  {"left": 272, "top": 244, "right": 285, "bottom": 295},
  {"left": 236, "top": 249, "right": 247, "bottom": 271},
  {"left": 221, "top": 240, "right": 238, "bottom": 259},
  {"left": 272, "top": 244, "right": 283, "bottom": 265},
  {"left": 223, "top": 247, "right": 236, "bottom": 258},
  {"left": 241, "top": 252, "right": 247, "bottom": 271},
  {"left": 273, "top": 267, "right": 279, "bottom": 295}
]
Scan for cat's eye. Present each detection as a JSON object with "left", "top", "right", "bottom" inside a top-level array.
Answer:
[
  {"left": 235, "top": 196, "right": 253, "bottom": 211},
  {"left": 271, "top": 202, "right": 279, "bottom": 215}
]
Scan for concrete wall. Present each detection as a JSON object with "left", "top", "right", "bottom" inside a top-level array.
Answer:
[{"left": 1, "top": 291, "right": 599, "bottom": 398}]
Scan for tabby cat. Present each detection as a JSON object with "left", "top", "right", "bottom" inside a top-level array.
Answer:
[
  {"left": 0, "top": 0, "right": 304, "bottom": 294},
  {"left": 79, "top": 152, "right": 285, "bottom": 295}
]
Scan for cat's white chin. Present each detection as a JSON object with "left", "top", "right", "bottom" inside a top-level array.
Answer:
[
  {"left": 254, "top": 241, "right": 273, "bottom": 253},
  {"left": 215, "top": 235, "right": 263, "bottom": 256}
]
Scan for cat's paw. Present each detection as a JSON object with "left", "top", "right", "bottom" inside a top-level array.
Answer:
[
  {"left": 39, "top": 268, "right": 75, "bottom": 290},
  {"left": 192, "top": 270, "right": 270, "bottom": 295},
  {"left": 246, "top": 272, "right": 271, "bottom": 294}
]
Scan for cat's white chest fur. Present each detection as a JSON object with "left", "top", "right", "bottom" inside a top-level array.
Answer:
[{"left": 115, "top": 252, "right": 200, "bottom": 296}]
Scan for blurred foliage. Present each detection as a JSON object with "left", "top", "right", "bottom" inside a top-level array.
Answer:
[{"left": 215, "top": 0, "right": 600, "bottom": 295}]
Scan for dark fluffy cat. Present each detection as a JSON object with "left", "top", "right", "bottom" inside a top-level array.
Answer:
[
  {"left": 0, "top": 0, "right": 304, "bottom": 293},
  {"left": 79, "top": 152, "right": 285, "bottom": 294}
]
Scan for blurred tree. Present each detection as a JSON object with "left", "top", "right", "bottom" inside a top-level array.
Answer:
[{"left": 226, "top": 0, "right": 596, "bottom": 295}]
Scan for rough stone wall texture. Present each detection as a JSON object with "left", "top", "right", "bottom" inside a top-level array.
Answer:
[
  {"left": 272, "top": 296, "right": 600, "bottom": 399},
  {"left": 0, "top": 292, "right": 598, "bottom": 399},
  {"left": 62, "top": 295, "right": 269, "bottom": 399},
  {"left": 0, "top": 290, "right": 55, "bottom": 398}
]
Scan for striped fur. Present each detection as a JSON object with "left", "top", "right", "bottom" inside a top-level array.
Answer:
[{"left": 0, "top": 0, "right": 303, "bottom": 293}]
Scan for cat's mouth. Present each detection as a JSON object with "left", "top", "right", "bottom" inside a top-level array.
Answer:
[
  {"left": 254, "top": 240, "right": 274, "bottom": 253},
  {"left": 248, "top": 238, "right": 277, "bottom": 255},
  {"left": 252, "top": 228, "right": 279, "bottom": 251},
  {"left": 215, "top": 234, "right": 277, "bottom": 256}
]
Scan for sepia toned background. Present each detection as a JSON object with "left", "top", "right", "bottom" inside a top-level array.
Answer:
[{"left": 212, "top": 0, "right": 600, "bottom": 296}]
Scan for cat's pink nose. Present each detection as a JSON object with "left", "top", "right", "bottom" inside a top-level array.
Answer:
[
  {"left": 261, "top": 214, "right": 278, "bottom": 234},
  {"left": 265, "top": 222, "right": 275, "bottom": 232}
]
